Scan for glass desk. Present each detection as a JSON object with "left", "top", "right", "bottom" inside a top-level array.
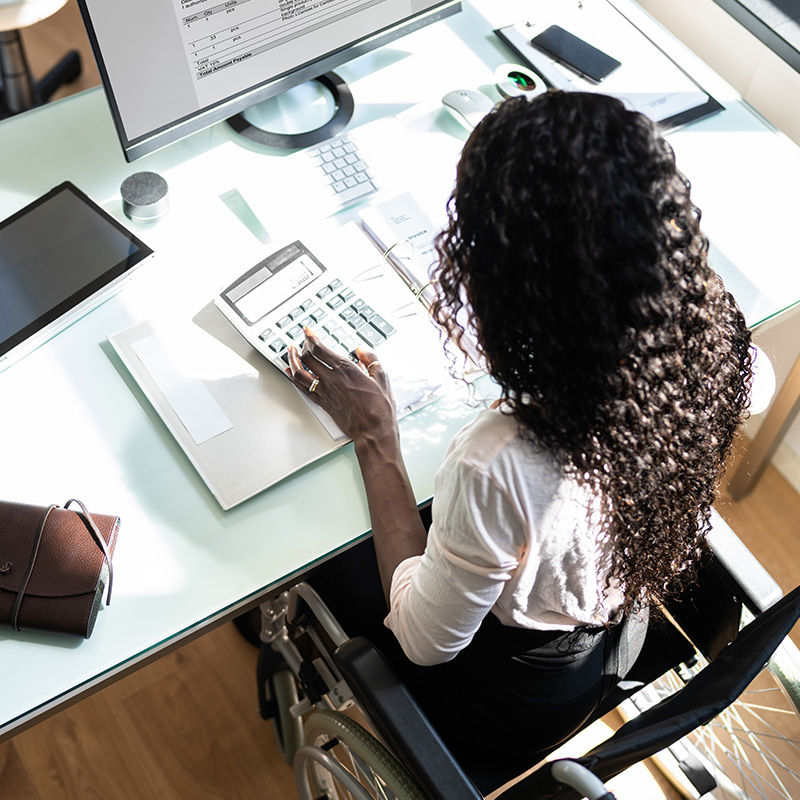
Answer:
[{"left": 1, "top": 0, "right": 800, "bottom": 743}]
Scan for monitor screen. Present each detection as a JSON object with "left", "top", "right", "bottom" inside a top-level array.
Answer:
[{"left": 77, "top": 0, "right": 460, "bottom": 161}]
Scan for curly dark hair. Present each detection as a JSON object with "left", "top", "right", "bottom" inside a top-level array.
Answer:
[{"left": 432, "top": 92, "right": 753, "bottom": 610}]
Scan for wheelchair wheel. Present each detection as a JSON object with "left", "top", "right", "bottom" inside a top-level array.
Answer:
[
  {"left": 267, "top": 668, "right": 304, "bottom": 765},
  {"left": 295, "top": 708, "right": 426, "bottom": 800},
  {"left": 624, "top": 634, "right": 800, "bottom": 799}
]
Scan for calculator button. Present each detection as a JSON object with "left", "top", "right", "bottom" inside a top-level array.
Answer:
[
  {"left": 258, "top": 328, "right": 273, "bottom": 341},
  {"left": 357, "top": 325, "right": 384, "bottom": 348},
  {"left": 288, "top": 307, "right": 304, "bottom": 320},
  {"left": 269, "top": 339, "right": 288, "bottom": 354},
  {"left": 327, "top": 295, "right": 345, "bottom": 309},
  {"left": 329, "top": 279, "right": 342, "bottom": 290},
  {"left": 340, "top": 334, "right": 361, "bottom": 352},
  {"left": 370, "top": 317, "right": 396, "bottom": 338},
  {"left": 286, "top": 325, "right": 304, "bottom": 340},
  {"left": 323, "top": 324, "right": 345, "bottom": 341},
  {"left": 345, "top": 314, "right": 367, "bottom": 331},
  {"left": 316, "top": 286, "right": 332, "bottom": 299}
]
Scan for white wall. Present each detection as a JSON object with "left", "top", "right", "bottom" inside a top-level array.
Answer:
[{"left": 639, "top": 0, "right": 800, "bottom": 490}]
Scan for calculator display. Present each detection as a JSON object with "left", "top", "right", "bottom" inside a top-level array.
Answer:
[{"left": 221, "top": 242, "right": 326, "bottom": 326}]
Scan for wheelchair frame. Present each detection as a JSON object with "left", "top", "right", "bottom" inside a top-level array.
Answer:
[{"left": 253, "top": 510, "right": 800, "bottom": 800}]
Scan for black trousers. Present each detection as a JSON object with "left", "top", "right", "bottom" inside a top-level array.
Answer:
[{"left": 310, "top": 534, "right": 648, "bottom": 792}]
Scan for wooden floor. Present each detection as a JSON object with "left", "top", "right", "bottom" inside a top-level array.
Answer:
[
  {"left": 15, "top": 0, "right": 100, "bottom": 104},
  {"left": 6, "top": 5, "right": 800, "bottom": 798}
]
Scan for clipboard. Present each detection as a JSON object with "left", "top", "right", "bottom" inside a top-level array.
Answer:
[{"left": 495, "top": 0, "right": 723, "bottom": 133}]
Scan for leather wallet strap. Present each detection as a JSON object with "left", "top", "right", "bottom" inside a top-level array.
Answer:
[
  {"left": 9, "top": 500, "right": 116, "bottom": 631},
  {"left": 64, "top": 498, "right": 115, "bottom": 605},
  {"left": 10, "top": 504, "right": 57, "bottom": 631}
]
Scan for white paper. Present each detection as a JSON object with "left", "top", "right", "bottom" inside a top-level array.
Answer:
[
  {"left": 359, "top": 192, "right": 441, "bottom": 291},
  {"left": 131, "top": 334, "right": 234, "bottom": 445}
]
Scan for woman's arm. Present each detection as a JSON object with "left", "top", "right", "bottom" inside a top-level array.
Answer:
[{"left": 287, "top": 328, "right": 428, "bottom": 604}]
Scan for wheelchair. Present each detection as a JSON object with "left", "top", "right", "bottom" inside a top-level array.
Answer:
[{"left": 252, "top": 511, "right": 800, "bottom": 800}]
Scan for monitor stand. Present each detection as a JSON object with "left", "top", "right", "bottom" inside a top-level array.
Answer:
[{"left": 227, "top": 72, "right": 354, "bottom": 150}]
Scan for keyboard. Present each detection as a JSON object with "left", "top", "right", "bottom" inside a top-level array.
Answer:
[
  {"left": 237, "top": 117, "right": 408, "bottom": 232},
  {"left": 305, "top": 134, "right": 378, "bottom": 208}
]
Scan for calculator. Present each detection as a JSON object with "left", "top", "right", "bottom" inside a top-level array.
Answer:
[{"left": 215, "top": 240, "right": 397, "bottom": 375}]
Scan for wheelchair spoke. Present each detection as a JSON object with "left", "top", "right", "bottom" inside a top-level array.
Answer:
[{"left": 298, "top": 710, "right": 425, "bottom": 800}]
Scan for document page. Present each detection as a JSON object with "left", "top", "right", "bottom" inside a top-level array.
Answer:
[
  {"left": 177, "top": 0, "right": 411, "bottom": 105},
  {"left": 84, "top": 0, "right": 414, "bottom": 140}
]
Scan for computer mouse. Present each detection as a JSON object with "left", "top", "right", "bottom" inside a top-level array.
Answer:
[{"left": 441, "top": 89, "right": 495, "bottom": 129}]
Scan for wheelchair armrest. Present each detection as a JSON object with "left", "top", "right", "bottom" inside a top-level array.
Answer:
[
  {"left": 707, "top": 509, "right": 783, "bottom": 613},
  {"left": 334, "top": 636, "right": 483, "bottom": 800}
]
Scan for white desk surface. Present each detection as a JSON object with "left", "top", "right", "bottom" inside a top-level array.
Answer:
[{"left": 1, "top": 0, "right": 800, "bottom": 741}]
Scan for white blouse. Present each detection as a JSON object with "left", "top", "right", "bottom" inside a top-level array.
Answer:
[{"left": 384, "top": 406, "right": 621, "bottom": 666}]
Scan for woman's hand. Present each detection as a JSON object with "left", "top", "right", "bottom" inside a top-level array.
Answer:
[
  {"left": 289, "top": 328, "right": 427, "bottom": 605},
  {"left": 286, "top": 327, "right": 398, "bottom": 445}
]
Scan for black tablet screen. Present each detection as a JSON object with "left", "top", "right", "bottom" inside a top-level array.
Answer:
[{"left": 0, "top": 182, "right": 153, "bottom": 358}]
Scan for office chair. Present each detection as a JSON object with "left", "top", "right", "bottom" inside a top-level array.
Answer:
[
  {"left": 253, "top": 517, "right": 800, "bottom": 799},
  {"left": 0, "top": 0, "right": 81, "bottom": 117}
]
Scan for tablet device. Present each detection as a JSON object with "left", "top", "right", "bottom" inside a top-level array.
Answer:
[{"left": 0, "top": 182, "right": 154, "bottom": 370}]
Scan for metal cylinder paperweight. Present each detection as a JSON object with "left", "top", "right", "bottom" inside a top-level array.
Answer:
[{"left": 120, "top": 171, "right": 170, "bottom": 222}]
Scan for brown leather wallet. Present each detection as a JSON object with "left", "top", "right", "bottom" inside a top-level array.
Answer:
[{"left": 0, "top": 499, "right": 119, "bottom": 638}]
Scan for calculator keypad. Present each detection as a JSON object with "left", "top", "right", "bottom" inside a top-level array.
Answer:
[{"left": 261, "top": 279, "right": 395, "bottom": 366}]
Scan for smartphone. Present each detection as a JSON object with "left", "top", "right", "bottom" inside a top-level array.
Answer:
[{"left": 531, "top": 25, "right": 621, "bottom": 83}]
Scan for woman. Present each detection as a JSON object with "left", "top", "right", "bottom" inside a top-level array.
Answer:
[{"left": 286, "top": 91, "right": 753, "bottom": 786}]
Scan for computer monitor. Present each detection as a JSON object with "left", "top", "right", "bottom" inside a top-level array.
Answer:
[{"left": 76, "top": 0, "right": 461, "bottom": 162}]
